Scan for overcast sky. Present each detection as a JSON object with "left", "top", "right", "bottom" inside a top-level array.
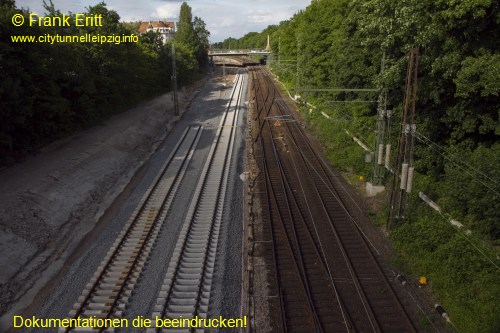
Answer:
[{"left": 16, "top": 0, "right": 311, "bottom": 42}]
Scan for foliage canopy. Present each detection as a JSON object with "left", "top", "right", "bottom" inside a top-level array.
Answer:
[
  {"left": 0, "top": 0, "right": 209, "bottom": 164},
  {"left": 221, "top": 0, "right": 499, "bottom": 331}
]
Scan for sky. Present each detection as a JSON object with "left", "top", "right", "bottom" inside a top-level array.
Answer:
[{"left": 16, "top": 0, "right": 311, "bottom": 42}]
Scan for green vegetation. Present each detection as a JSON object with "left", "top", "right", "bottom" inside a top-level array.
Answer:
[
  {"left": 0, "top": 1, "right": 209, "bottom": 165},
  {"left": 223, "top": 0, "right": 500, "bottom": 331},
  {"left": 212, "top": 25, "right": 278, "bottom": 50}
]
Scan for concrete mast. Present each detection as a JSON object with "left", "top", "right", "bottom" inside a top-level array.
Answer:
[{"left": 265, "top": 35, "right": 271, "bottom": 51}]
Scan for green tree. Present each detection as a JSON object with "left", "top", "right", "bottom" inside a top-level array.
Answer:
[
  {"left": 0, "top": 0, "right": 206, "bottom": 164},
  {"left": 193, "top": 16, "right": 210, "bottom": 66},
  {"left": 0, "top": 0, "right": 15, "bottom": 8},
  {"left": 175, "top": 3, "right": 209, "bottom": 69},
  {"left": 176, "top": 2, "right": 197, "bottom": 50}
]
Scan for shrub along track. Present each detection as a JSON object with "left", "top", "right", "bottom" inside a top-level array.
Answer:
[{"left": 248, "top": 67, "right": 417, "bottom": 333}]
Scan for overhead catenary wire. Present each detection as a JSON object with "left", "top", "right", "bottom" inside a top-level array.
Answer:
[
  {"left": 387, "top": 137, "right": 499, "bottom": 270},
  {"left": 415, "top": 131, "right": 500, "bottom": 186},
  {"left": 433, "top": 201, "right": 499, "bottom": 271},
  {"left": 321, "top": 108, "right": 376, "bottom": 137},
  {"left": 305, "top": 87, "right": 499, "bottom": 212},
  {"left": 336, "top": 108, "right": 376, "bottom": 132},
  {"left": 270, "top": 64, "right": 497, "bottom": 271},
  {"left": 414, "top": 131, "right": 500, "bottom": 196},
  {"left": 320, "top": 110, "right": 374, "bottom": 153},
  {"left": 384, "top": 149, "right": 499, "bottom": 271}
]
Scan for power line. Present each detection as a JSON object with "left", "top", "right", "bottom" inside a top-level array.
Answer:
[
  {"left": 414, "top": 132, "right": 500, "bottom": 196},
  {"left": 432, "top": 202, "right": 500, "bottom": 271},
  {"left": 321, "top": 109, "right": 374, "bottom": 147},
  {"left": 415, "top": 131, "right": 500, "bottom": 187},
  {"left": 327, "top": 108, "right": 376, "bottom": 133}
]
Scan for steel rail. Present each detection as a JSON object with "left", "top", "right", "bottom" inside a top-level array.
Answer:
[
  {"left": 260, "top": 69, "right": 351, "bottom": 332},
  {"left": 263, "top": 71, "right": 380, "bottom": 331},
  {"left": 253, "top": 67, "right": 347, "bottom": 332},
  {"left": 62, "top": 125, "right": 202, "bottom": 333},
  {"left": 266, "top": 119, "right": 334, "bottom": 332},
  {"left": 148, "top": 73, "right": 245, "bottom": 332},
  {"left": 253, "top": 67, "right": 320, "bottom": 332},
  {"left": 264, "top": 111, "right": 354, "bottom": 331},
  {"left": 248, "top": 68, "right": 288, "bottom": 332},
  {"left": 268, "top": 70, "right": 417, "bottom": 332},
  {"left": 289, "top": 127, "right": 417, "bottom": 332}
]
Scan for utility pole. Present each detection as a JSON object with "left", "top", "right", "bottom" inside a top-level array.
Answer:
[
  {"left": 387, "top": 48, "right": 419, "bottom": 228},
  {"left": 171, "top": 43, "right": 179, "bottom": 116},
  {"left": 372, "top": 53, "right": 388, "bottom": 186},
  {"left": 278, "top": 36, "right": 281, "bottom": 64},
  {"left": 295, "top": 33, "right": 301, "bottom": 100}
]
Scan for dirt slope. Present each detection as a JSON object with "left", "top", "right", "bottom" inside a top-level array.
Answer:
[{"left": 0, "top": 80, "right": 205, "bottom": 319}]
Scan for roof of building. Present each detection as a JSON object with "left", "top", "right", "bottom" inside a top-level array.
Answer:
[{"left": 138, "top": 21, "right": 175, "bottom": 33}]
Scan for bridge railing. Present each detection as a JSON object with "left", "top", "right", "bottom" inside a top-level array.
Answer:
[{"left": 208, "top": 49, "right": 270, "bottom": 55}]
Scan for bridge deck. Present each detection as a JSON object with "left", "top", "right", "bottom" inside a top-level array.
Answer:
[{"left": 209, "top": 50, "right": 271, "bottom": 56}]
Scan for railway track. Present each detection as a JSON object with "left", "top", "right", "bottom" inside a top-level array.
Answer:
[
  {"left": 250, "top": 67, "right": 417, "bottom": 332},
  {"left": 61, "top": 72, "right": 246, "bottom": 333},
  {"left": 252, "top": 69, "right": 349, "bottom": 333},
  {"left": 60, "top": 125, "right": 203, "bottom": 332},
  {"left": 147, "top": 73, "right": 245, "bottom": 332}
]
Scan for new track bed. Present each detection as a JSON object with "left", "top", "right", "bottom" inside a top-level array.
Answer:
[
  {"left": 61, "top": 125, "right": 203, "bottom": 333},
  {"left": 62, "top": 73, "right": 246, "bottom": 333},
  {"left": 147, "top": 73, "right": 245, "bottom": 332}
]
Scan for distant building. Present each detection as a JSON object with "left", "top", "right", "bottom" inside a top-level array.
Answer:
[{"left": 138, "top": 20, "right": 175, "bottom": 44}]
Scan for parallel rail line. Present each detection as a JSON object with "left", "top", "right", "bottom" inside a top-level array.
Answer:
[
  {"left": 252, "top": 68, "right": 349, "bottom": 332},
  {"left": 273, "top": 79, "right": 417, "bottom": 333},
  {"left": 250, "top": 66, "right": 417, "bottom": 332}
]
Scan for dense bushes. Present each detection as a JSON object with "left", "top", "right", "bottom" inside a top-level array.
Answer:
[{"left": 391, "top": 210, "right": 500, "bottom": 332}]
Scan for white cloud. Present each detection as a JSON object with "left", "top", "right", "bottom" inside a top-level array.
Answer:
[
  {"left": 152, "top": 3, "right": 181, "bottom": 19},
  {"left": 217, "top": 17, "right": 237, "bottom": 28},
  {"left": 246, "top": 9, "right": 291, "bottom": 24},
  {"left": 15, "top": 0, "right": 311, "bottom": 41}
]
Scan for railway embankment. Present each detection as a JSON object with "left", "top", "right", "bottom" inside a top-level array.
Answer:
[{"left": 0, "top": 79, "right": 206, "bottom": 323}]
